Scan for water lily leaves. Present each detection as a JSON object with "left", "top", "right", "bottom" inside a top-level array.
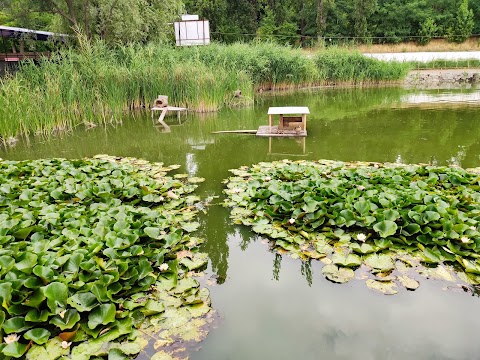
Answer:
[
  {"left": 32, "top": 266, "right": 55, "bottom": 283},
  {"left": 354, "top": 199, "right": 371, "bottom": 216},
  {"left": 26, "top": 337, "right": 70, "bottom": 360},
  {"left": 332, "top": 252, "right": 362, "bottom": 268},
  {"left": 0, "top": 157, "right": 214, "bottom": 358},
  {"left": 179, "top": 253, "right": 208, "bottom": 271},
  {"left": 225, "top": 160, "right": 480, "bottom": 296},
  {"left": 88, "top": 304, "right": 117, "bottom": 329},
  {"left": 25, "top": 309, "right": 50, "bottom": 323},
  {"left": 181, "top": 222, "right": 200, "bottom": 233},
  {"left": 373, "top": 221, "right": 398, "bottom": 238},
  {"left": 418, "top": 265, "right": 456, "bottom": 282},
  {"left": 366, "top": 279, "right": 398, "bottom": 295},
  {"left": 2, "top": 342, "right": 29, "bottom": 358},
  {"left": 108, "top": 348, "right": 129, "bottom": 360},
  {"left": 402, "top": 223, "right": 421, "bottom": 236},
  {"left": 144, "top": 227, "right": 161, "bottom": 239},
  {"left": 0, "top": 282, "right": 12, "bottom": 308},
  {"left": 3, "top": 316, "right": 32, "bottom": 334},
  {"left": 67, "top": 292, "right": 98, "bottom": 313},
  {"left": 322, "top": 265, "right": 355, "bottom": 283},
  {"left": 397, "top": 275, "right": 420, "bottom": 290},
  {"left": 140, "top": 300, "right": 165, "bottom": 316},
  {"left": 15, "top": 252, "right": 38, "bottom": 273},
  {"left": 364, "top": 254, "right": 395, "bottom": 272},
  {"left": 23, "top": 328, "right": 51, "bottom": 344},
  {"left": 350, "top": 242, "right": 376, "bottom": 254},
  {"left": 188, "top": 177, "right": 205, "bottom": 184},
  {"left": 44, "top": 282, "right": 68, "bottom": 313},
  {"left": 50, "top": 309, "right": 81, "bottom": 330}
]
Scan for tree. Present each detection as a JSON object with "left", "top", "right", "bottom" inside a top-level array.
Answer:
[
  {"left": 316, "top": 0, "right": 329, "bottom": 38},
  {"left": 353, "top": 0, "right": 377, "bottom": 41},
  {"left": 1, "top": 0, "right": 185, "bottom": 44},
  {"left": 447, "top": 0, "right": 474, "bottom": 43}
]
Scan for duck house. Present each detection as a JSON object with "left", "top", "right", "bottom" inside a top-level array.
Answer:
[{"left": 256, "top": 107, "right": 310, "bottom": 137}]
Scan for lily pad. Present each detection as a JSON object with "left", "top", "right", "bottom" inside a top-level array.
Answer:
[
  {"left": 332, "top": 252, "right": 362, "bottom": 268},
  {"left": 366, "top": 279, "right": 398, "bottom": 295},
  {"left": 322, "top": 265, "right": 355, "bottom": 283},
  {"left": 397, "top": 275, "right": 420, "bottom": 290},
  {"left": 364, "top": 253, "right": 395, "bottom": 272},
  {"left": 418, "top": 265, "right": 456, "bottom": 282}
]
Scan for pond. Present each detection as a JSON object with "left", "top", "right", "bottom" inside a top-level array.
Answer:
[{"left": 3, "top": 86, "right": 480, "bottom": 360}]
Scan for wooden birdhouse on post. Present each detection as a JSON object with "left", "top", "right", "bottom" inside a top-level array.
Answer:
[{"left": 256, "top": 106, "right": 310, "bottom": 137}]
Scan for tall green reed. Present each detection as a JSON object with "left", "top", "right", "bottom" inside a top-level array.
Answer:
[{"left": 0, "top": 41, "right": 409, "bottom": 140}]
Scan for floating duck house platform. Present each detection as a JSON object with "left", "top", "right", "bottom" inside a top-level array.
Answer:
[{"left": 256, "top": 106, "right": 310, "bottom": 137}]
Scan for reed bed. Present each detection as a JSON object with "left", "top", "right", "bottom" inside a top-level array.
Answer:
[{"left": 0, "top": 41, "right": 409, "bottom": 140}]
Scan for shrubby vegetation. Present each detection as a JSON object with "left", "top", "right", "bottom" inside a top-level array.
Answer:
[
  {"left": 0, "top": 42, "right": 408, "bottom": 140},
  {"left": 224, "top": 160, "right": 480, "bottom": 294}
]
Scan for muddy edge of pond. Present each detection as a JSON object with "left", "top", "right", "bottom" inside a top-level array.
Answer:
[{"left": 405, "top": 68, "right": 480, "bottom": 88}]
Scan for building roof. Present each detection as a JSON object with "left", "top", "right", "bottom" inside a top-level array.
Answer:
[
  {"left": 268, "top": 106, "right": 310, "bottom": 115},
  {"left": 0, "top": 25, "right": 67, "bottom": 41}
]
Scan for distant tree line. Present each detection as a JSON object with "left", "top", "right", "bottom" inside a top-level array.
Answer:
[
  {"left": 0, "top": 0, "right": 478, "bottom": 46},
  {"left": 185, "top": 0, "right": 478, "bottom": 45}
]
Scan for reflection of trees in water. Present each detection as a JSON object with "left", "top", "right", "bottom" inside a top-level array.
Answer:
[
  {"left": 312, "top": 107, "right": 480, "bottom": 167},
  {"left": 239, "top": 232, "right": 257, "bottom": 251},
  {"left": 272, "top": 253, "right": 312, "bottom": 286},
  {"left": 273, "top": 254, "right": 281, "bottom": 281},
  {"left": 197, "top": 206, "right": 230, "bottom": 285},
  {"left": 301, "top": 260, "right": 313, "bottom": 287}
]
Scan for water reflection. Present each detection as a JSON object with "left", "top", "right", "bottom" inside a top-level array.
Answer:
[
  {"left": 400, "top": 89, "right": 480, "bottom": 108},
  {"left": 272, "top": 254, "right": 282, "bottom": 281}
]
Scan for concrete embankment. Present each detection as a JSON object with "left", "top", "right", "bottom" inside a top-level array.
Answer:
[{"left": 404, "top": 68, "right": 480, "bottom": 88}]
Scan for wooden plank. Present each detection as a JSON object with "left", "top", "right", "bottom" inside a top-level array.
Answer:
[
  {"left": 151, "top": 106, "right": 187, "bottom": 111},
  {"left": 211, "top": 130, "right": 257, "bottom": 134},
  {"left": 268, "top": 106, "right": 310, "bottom": 115}
]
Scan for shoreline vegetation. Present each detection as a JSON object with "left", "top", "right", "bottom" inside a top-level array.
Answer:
[{"left": 0, "top": 41, "right": 409, "bottom": 142}]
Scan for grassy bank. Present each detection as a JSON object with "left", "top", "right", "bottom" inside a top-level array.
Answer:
[
  {"left": 0, "top": 41, "right": 409, "bottom": 140},
  {"left": 410, "top": 59, "right": 480, "bottom": 70}
]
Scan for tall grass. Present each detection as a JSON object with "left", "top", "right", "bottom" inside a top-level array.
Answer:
[
  {"left": 314, "top": 48, "right": 410, "bottom": 83},
  {"left": 410, "top": 59, "right": 480, "bottom": 70},
  {"left": 0, "top": 41, "right": 409, "bottom": 140}
]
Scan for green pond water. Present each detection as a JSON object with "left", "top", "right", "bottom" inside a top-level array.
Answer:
[{"left": 4, "top": 86, "right": 480, "bottom": 360}]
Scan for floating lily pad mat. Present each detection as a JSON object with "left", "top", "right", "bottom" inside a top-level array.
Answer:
[
  {"left": 0, "top": 155, "right": 213, "bottom": 359},
  {"left": 224, "top": 159, "right": 480, "bottom": 295}
]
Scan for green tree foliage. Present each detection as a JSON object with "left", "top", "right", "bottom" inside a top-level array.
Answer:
[
  {"left": 2, "top": 0, "right": 479, "bottom": 45},
  {"left": 1, "top": 0, "right": 184, "bottom": 44},
  {"left": 353, "top": 0, "right": 377, "bottom": 41},
  {"left": 418, "top": 17, "right": 438, "bottom": 45},
  {"left": 446, "top": 0, "right": 474, "bottom": 43}
]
